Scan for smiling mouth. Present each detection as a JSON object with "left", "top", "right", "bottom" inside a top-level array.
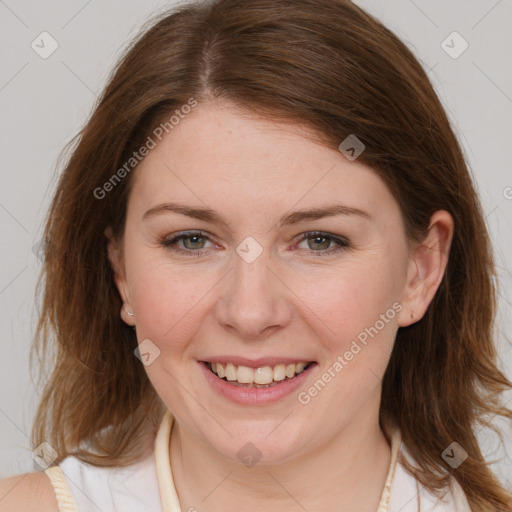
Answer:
[{"left": 204, "top": 361, "right": 316, "bottom": 388}]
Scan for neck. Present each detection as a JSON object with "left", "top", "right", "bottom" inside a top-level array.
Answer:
[{"left": 169, "top": 405, "right": 392, "bottom": 511}]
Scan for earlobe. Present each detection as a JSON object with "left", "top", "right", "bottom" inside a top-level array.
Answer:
[
  {"left": 123, "top": 305, "right": 136, "bottom": 326},
  {"left": 105, "top": 227, "right": 135, "bottom": 326},
  {"left": 397, "top": 210, "right": 454, "bottom": 327}
]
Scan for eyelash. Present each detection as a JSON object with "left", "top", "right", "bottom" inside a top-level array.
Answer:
[{"left": 160, "top": 230, "right": 350, "bottom": 257}]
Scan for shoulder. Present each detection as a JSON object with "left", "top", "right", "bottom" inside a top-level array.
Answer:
[
  {"left": 0, "top": 472, "right": 59, "bottom": 512},
  {"left": 58, "top": 453, "right": 161, "bottom": 511},
  {"left": 388, "top": 445, "right": 472, "bottom": 512}
]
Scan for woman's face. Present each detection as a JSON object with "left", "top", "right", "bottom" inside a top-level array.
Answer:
[{"left": 111, "top": 101, "right": 420, "bottom": 464}]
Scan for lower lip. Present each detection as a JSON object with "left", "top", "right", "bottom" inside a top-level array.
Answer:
[{"left": 198, "top": 361, "right": 318, "bottom": 405}]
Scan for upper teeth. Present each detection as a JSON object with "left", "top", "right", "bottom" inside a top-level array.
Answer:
[{"left": 210, "top": 362, "right": 309, "bottom": 385}]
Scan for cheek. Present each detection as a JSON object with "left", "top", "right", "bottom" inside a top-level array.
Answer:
[
  {"left": 124, "top": 238, "right": 403, "bottom": 367},
  {"left": 125, "top": 253, "right": 220, "bottom": 349},
  {"left": 291, "top": 263, "right": 400, "bottom": 417},
  {"left": 290, "top": 257, "right": 400, "bottom": 346}
]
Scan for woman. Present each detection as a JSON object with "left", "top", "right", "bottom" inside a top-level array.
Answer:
[{"left": 1, "top": 0, "right": 511, "bottom": 510}]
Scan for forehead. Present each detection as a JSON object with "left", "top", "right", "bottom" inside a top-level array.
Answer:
[{"left": 128, "top": 102, "right": 400, "bottom": 225}]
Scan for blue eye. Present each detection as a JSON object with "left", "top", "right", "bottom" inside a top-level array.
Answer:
[
  {"left": 161, "top": 231, "right": 215, "bottom": 255},
  {"left": 296, "top": 231, "right": 350, "bottom": 255},
  {"left": 161, "top": 230, "right": 350, "bottom": 256}
]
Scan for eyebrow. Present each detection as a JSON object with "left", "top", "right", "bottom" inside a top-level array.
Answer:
[{"left": 142, "top": 202, "right": 371, "bottom": 229}]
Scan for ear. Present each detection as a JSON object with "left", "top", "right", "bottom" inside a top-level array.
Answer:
[
  {"left": 105, "top": 226, "right": 135, "bottom": 326},
  {"left": 397, "top": 210, "right": 454, "bottom": 327}
]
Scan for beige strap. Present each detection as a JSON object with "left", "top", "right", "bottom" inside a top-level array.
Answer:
[
  {"left": 155, "top": 409, "right": 401, "bottom": 512},
  {"left": 44, "top": 466, "right": 79, "bottom": 512},
  {"left": 155, "top": 410, "right": 182, "bottom": 512},
  {"left": 376, "top": 422, "right": 402, "bottom": 512}
]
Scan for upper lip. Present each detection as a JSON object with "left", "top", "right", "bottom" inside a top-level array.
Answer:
[{"left": 201, "top": 356, "right": 316, "bottom": 369}]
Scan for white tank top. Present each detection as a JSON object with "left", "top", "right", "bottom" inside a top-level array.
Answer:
[{"left": 44, "top": 410, "right": 471, "bottom": 512}]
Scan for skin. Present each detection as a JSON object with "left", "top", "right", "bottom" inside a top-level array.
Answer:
[
  {"left": 0, "top": 100, "right": 453, "bottom": 512},
  {"left": 0, "top": 99, "right": 453, "bottom": 512},
  {"left": 105, "top": 100, "right": 453, "bottom": 512},
  {"left": 0, "top": 103, "right": 453, "bottom": 512},
  {"left": 0, "top": 474, "right": 58, "bottom": 512}
]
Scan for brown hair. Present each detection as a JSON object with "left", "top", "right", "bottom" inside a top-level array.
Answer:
[{"left": 32, "top": 0, "right": 512, "bottom": 509}]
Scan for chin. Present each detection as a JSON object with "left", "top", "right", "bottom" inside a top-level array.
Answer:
[{"left": 208, "top": 427, "right": 308, "bottom": 467}]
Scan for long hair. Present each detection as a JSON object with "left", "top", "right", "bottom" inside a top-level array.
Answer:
[{"left": 32, "top": 1, "right": 512, "bottom": 509}]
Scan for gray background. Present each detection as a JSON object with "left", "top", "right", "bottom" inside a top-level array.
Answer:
[{"left": 1, "top": 0, "right": 511, "bottom": 485}]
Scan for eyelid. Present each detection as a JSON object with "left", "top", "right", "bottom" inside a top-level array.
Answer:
[
  {"left": 161, "top": 229, "right": 211, "bottom": 242},
  {"left": 161, "top": 230, "right": 218, "bottom": 249},
  {"left": 294, "top": 231, "right": 350, "bottom": 255}
]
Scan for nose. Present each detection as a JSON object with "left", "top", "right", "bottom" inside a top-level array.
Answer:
[{"left": 214, "top": 246, "right": 293, "bottom": 339}]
